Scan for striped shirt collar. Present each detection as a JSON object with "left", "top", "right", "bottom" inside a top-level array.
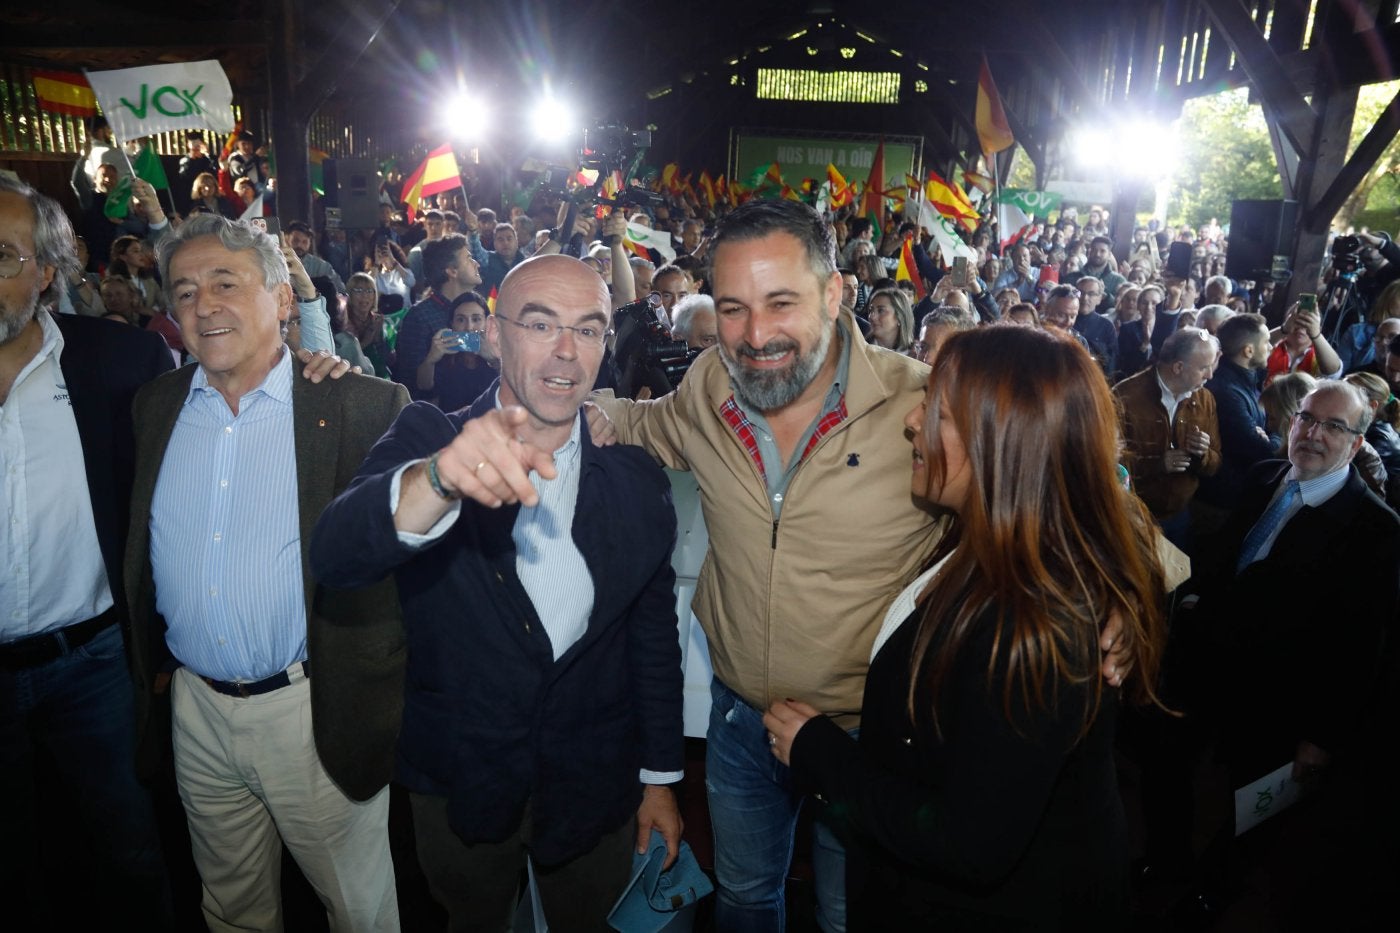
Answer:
[
  {"left": 1286, "top": 460, "right": 1352, "bottom": 508},
  {"left": 187, "top": 345, "right": 293, "bottom": 409}
]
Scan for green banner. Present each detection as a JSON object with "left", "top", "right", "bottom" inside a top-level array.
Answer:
[
  {"left": 995, "top": 188, "right": 1063, "bottom": 215},
  {"left": 733, "top": 135, "right": 916, "bottom": 195}
]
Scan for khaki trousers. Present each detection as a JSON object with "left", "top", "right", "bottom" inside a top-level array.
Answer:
[{"left": 172, "top": 665, "right": 399, "bottom": 933}]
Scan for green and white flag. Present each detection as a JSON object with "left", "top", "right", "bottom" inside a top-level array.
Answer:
[
  {"left": 87, "top": 60, "right": 236, "bottom": 142},
  {"left": 624, "top": 222, "right": 676, "bottom": 263},
  {"left": 994, "top": 189, "right": 1062, "bottom": 248}
]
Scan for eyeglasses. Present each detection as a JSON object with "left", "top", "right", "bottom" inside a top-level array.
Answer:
[
  {"left": 1293, "top": 410, "right": 1361, "bottom": 438},
  {"left": 496, "top": 314, "right": 611, "bottom": 349},
  {"left": 349, "top": 286, "right": 376, "bottom": 295},
  {"left": 0, "top": 244, "right": 36, "bottom": 279}
]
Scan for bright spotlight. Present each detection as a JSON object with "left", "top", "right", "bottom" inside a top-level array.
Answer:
[
  {"left": 442, "top": 93, "right": 489, "bottom": 138},
  {"left": 1073, "top": 128, "right": 1113, "bottom": 168},
  {"left": 1123, "top": 120, "right": 1179, "bottom": 178},
  {"left": 531, "top": 97, "right": 576, "bottom": 143}
]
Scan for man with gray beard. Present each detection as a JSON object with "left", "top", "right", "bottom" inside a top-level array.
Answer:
[
  {"left": 0, "top": 173, "right": 175, "bottom": 929},
  {"left": 592, "top": 199, "right": 940, "bottom": 931}
]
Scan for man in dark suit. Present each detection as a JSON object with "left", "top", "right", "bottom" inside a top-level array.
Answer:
[
  {"left": 1184, "top": 380, "right": 1400, "bottom": 923},
  {"left": 1196, "top": 379, "right": 1399, "bottom": 781},
  {"left": 310, "top": 254, "right": 684, "bottom": 932},
  {"left": 0, "top": 174, "right": 175, "bottom": 930},
  {"left": 124, "top": 213, "right": 410, "bottom": 932}
]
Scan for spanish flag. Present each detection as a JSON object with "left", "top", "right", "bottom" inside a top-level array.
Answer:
[
  {"left": 925, "top": 170, "right": 979, "bottom": 233},
  {"left": 33, "top": 69, "right": 98, "bottom": 117},
  {"left": 860, "top": 140, "right": 886, "bottom": 242},
  {"left": 895, "top": 238, "right": 926, "bottom": 300},
  {"left": 661, "top": 163, "right": 681, "bottom": 195},
  {"left": 976, "top": 53, "right": 1014, "bottom": 158},
  {"left": 827, "top": 164, "right": 853, "bottom": 208},
  {"left": 699, "top": 170, "right": 716, "bottom": 209},
  {"left": 401, "top": 143, "right": 462, "bottom": 220}
]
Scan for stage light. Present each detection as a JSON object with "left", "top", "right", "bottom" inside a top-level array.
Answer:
[
  {"left": 1071, "top": 119, "right": 1178, "bottom": 178},
  {"left": 530, "top": 97, "right": 576, "bottom": 143},
  {"left": 442, "top": 93, "right": 489, "bottom": 138}
]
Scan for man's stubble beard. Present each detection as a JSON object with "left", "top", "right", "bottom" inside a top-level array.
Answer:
[
  {"left": 0, "top": 287, "right": 42, "bottom": 347},
  {"left": 717, "top": 315, "right": 836, "bottom": 413}
]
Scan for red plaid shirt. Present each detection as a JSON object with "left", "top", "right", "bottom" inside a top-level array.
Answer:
[{"left": 718, "top": 394, "right": 849, "bottom": 482}]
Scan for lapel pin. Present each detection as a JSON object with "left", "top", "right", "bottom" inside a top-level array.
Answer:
[
  {"left": 847, "top": 453, "right": 860, "bottom": 467},
  {"left": 318, "top": 419, "right": 327, "bottom": 427}
]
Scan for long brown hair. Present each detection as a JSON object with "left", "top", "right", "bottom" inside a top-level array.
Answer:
[{"left": 910, "top": 327, "right": 1166, "bottom": 735}]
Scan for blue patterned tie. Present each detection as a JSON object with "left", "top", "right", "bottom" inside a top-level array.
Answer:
[{"left": 1236, "top": 480, "right": 1301, "bottom": 573}]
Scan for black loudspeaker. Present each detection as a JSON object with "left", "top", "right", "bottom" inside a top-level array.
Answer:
[
  {"left": 1226, "top": 199, "right": 1297, "bottom": 279},
  {"left": 329, "top": 158, "right": 381, "bottom": 229}
]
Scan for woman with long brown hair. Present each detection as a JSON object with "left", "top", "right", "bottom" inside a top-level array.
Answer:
[{"left": 765, "top": 326, "right": 1166, "bottom": 929}]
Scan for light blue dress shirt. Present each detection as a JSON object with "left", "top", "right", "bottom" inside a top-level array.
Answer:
[{"left": 150, "top": 349, "right": 307, "bottom": 682}]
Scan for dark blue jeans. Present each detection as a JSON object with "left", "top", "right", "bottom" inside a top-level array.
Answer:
[
  {"left": 707, "top": 678, "right": 847, "bottom": 933},
  {"left": 0, "top": 623, "right": 173, "bottom": 930}
]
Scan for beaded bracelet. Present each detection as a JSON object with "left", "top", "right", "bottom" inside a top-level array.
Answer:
[{"left": 426, "top": 451, "right": 459, "bottom": 501}]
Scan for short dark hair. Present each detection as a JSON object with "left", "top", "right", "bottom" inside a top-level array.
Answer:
[
  {"left": 284, "top": 220, "right": 313, "bottom": 237},
  {"left": 422, "top": 209, "right": 443, "bottom": 222},
  {"left": 709, "top": 199, "right": 836, "bottom": 284},
  {"left": 1090, "top": 235, "right": 1114, "bottom": 249},
  {"left": 1217, "top": 311, "right": 1268, "bottom": 357},
  {"left": 423, "top": 233, "right": 470, "bottom": 289}
]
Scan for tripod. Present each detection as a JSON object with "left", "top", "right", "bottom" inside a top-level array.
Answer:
[{"left": 1321, "top": 271, "right": 1367, "bottom": 346}]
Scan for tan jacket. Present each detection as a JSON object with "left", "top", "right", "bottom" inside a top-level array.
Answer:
[
  {"left": 1113, "top": 367, "right": 1222, "bottom": 519},
  {"left": 596, "top": 316, "right": 943, "bottom": 727}
]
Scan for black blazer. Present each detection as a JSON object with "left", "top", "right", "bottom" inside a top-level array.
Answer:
[
  {"left": 310, "top": 390, "right": 685, "bottom": 867},
  {"left": 1195, "top": 461, "right": 1400, "bottom": 777},
  {"left": 55, "top": 313, "right": 175, "bottom": 610},
  {"left": 790, "top": 604, "right": 1127, "bottom": 930}
]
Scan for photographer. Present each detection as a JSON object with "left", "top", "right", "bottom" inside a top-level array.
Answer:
[{"left": 1320, "top": 231, "right": 1400, "bottom": 350}]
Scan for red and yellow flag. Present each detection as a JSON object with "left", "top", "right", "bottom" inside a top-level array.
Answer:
[
  {"left": 925, "top": 170, "right": 979, "bottom": 233},
  {"left": 661, "top": 163, "right": 681, "bottom": 195},
  {"left": 895, "top": 238, "right": 927, "bottom": 300},
  {"left": 826, "top": 164, "right": 852, "bottom": 208},
  {"left": 861, "top": 141, "right": 886, "bottom": 241},
  {"left": 33, "top": 69, "right": 98, "bottom": 117},
  {"left": 976, "top": 53, "right": 1014, "bottom": 158},
  {"left": 401, "top": 143, "right": 463, "bottom": 220},
  {"left": 962, "top": 169, "right": 995, "bottom": 195},
  {"left": 699, "top": 170, "right": 717, "bottom": 209}
]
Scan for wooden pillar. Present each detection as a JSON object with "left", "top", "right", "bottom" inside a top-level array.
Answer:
[{"left": 1284, "top": 85, "right": 1357, "bottom": 303}]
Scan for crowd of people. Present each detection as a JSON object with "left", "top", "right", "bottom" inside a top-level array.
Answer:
[{"left": 3, "top": 137, "right": 1398, "bottom": 933}]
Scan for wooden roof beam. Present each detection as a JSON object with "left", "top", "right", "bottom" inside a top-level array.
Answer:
[
  {"left": 1200, "top": 0, "right": 1317, "bottom": 158},
  {"left": 1306, "top": 84, "right": 1400, "bottom": 228}
]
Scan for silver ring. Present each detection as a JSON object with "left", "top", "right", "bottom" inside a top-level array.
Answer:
[
  {"left": 767, "top": 733, "right": 777, "bottom": 747},
  {"left": 474, "top": 461, "right": 487, "bottom": 475}
]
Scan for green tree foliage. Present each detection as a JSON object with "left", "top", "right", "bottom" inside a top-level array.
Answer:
[
  {"left": 1339, "top": 79, "right": 1400, "bottom": 232},
  {"left": 1169, "top": 88, "right": 1282, "bottom": 228}
]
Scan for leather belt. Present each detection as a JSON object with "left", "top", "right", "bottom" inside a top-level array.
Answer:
[
  {"left": 201, "top": 661, "right": 310, "bottom": 699},
  {"left": 0, "top": 607, "right": 119, "bottom": 670}
]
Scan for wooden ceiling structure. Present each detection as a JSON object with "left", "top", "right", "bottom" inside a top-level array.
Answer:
[{"left": 3, "top": 0, "right": 1399, "bottom": 297}]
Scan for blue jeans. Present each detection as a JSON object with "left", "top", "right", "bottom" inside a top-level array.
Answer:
[
  {"left": 0, "top": 623, "right": 173, "bottom": 930},
  {"left": 707, "top": 678, "right": 847, "bottom": 933}
]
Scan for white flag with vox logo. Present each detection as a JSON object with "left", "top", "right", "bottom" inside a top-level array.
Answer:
[{"left": 86, "top": 60, "right": 236, "bottom": 142}]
